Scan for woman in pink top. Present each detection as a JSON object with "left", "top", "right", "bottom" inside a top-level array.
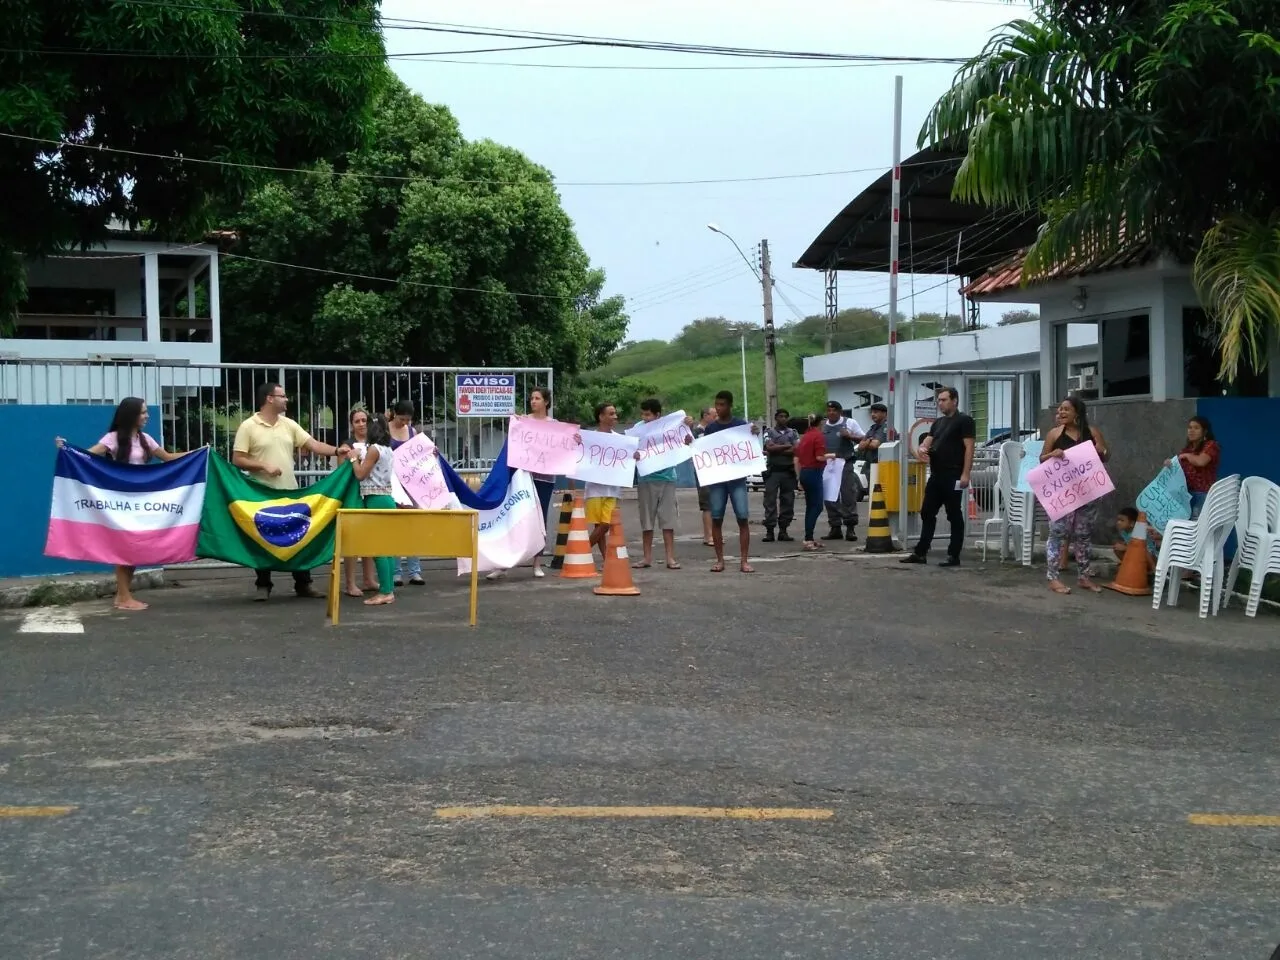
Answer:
[{"left": 56, "top": 397, "right": 189, "bottom": 611}]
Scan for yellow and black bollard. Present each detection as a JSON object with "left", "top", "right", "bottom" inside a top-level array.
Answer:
[{"left": 862, "top": 482, "right": 896, "bottom": 554}]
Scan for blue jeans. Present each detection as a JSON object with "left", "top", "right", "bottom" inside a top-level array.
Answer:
[
  {"left": 707, "top": 478, "right": 749, "bottom": 523},
  {"left": 799, "top": 467, "right": 825, "bottom": 541},
  {"left": 1189, "top": 491, "right": 1207, "bottom": 519}
]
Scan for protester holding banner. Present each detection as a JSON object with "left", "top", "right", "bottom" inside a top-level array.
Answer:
[
  {"left": 490, "top": 385, "right": 576, "bottom": 580},
  {"left": 584, "top": 402, "right": 623, "bottom": 561},
  {"left": 232, "top": 382, "right": 350, "bottom": 601},
  {"left": 700, "top": 390, "right": 760, "bottom": 574},
  {"left": 793, "top": 413, "right": 829, "bottom": 552},
  {"left": 1040, "top": 396, "right": 1111, "bottom": 595},
  {"left": 631, "top": 398, "right": 688, "bottom": 570},
  {"left": 388, "top": 399, "right": 426, "bottom": 587},
  {"left": 343, "top": 407, "right": 379, "bottom": 598},
  {"left": 348, "top": 415, "right": 398, "bottom": 606},
  {"left": 53, "top": 396, "right": 194, "bottom": 611},
  {"left": 1166, "top": 416, "right": 1220, "bottom": 518},
  {"left": 691, "top": 408, "right": 716, "bottom": 547}
]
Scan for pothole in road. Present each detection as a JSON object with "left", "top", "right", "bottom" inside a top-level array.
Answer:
[{"left": 245, "top": 717, "right": 397, "bottom": 741}]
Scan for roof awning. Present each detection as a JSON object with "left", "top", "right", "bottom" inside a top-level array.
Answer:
[{"left": 793, "top": 147, "right": 1041, "bottom": 277}]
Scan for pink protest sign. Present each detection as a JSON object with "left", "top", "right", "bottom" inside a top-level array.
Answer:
[
  {"left": 1025, "top": 439, "right": 1115, "bottom": 522},
  {"left": 392, "top": 432, "right": 452, "bottom": 509},
  {"left": 507, "top": 415, "right": 580, "bottom": 476}
]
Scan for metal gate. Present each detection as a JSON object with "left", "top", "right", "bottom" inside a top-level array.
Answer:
[
  {"left": 891, "top": 368, "right": 1038, "bottom": 547},
  {"left": 0, "top": 359, "right": 553, "bottom": 485}
]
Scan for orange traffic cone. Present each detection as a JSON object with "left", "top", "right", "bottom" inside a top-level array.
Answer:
[
  {"left": 1104, "top": 510, "right": 1154, "bottom": 596},
  {"left": 559, "top": 492, "right": 598, "bottom": 579},
  {"left": 593, "top": 507, "right": 640, "bottom": 596}
]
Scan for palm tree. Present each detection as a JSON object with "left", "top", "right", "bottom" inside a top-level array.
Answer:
[{"left": 919, "top": 0, "right": 1280, "bottom": 380}]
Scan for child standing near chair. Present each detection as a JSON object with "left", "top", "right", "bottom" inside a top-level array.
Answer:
[{"left": 349, "top": 415, "right": 397, "bottom": 607}]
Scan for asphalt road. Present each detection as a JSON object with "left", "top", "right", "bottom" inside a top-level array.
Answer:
[{"left": 3, "top": 492, "right": 1279, "bottom": 958}]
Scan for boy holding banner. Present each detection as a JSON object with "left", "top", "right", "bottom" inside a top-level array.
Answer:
[
  {"left": 700, "top": 390, "right": 762, "bottom": 575},
  {"left": 585, "top": 402, "right": 622, "bottom": 561}
]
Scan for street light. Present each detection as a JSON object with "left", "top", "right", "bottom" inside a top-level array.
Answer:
[{"left": 706, "top": 223, "right": 778, "bottom": 422}]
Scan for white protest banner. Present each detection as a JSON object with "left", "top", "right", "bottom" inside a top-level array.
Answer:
[
  {"left": 507, "top": 415, "right": 580, "bottom": 476},
  {"left": 574, "top": 430, "right": 638, "bottom": 487},
  {"left": 456, "top": 469, "right": 546, "bottom": 575},
  {"left": 392, "top": 432, "right": 453, "bottom": 510},
  {"left": 625, "top": 410, "right": 693, "bottom": 477},
  {"left": 822, "top": 458, "right": 843, "bottom": 501},
  {"left": 1025, "top": 439, "right": 1115, "bottom": 522},
  {"left": 1135, "top": 460, "right": 1193, "bottom": 533},
  {"left": 691, "top": 424, "right": 766, "bottom": 486}
]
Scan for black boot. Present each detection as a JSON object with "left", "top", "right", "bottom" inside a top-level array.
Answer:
[
  {"left": 823, "top": 527, "right": 843, "bottom": 540},
  {"left": 777, "top": 527, "right": 794, "bottom": 542},
  {"left": 762, "top": 526, "right": 776, "bottom": 542}
]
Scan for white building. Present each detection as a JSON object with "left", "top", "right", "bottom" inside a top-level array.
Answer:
[
  {"left": 1, "top": 223, "right": 230, "bottom": 406},
  {"left": 803, "top": 322, "right": 1099, "bottom": 442}
]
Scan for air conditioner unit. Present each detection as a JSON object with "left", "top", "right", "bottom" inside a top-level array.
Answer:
[{"left": 1066, "top": 374, "right": 1097, "bottom": 392}]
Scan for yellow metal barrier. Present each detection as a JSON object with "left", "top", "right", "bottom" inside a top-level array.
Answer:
[
  {"left": 878, "top": 460, "right": 926, "bottom": 513},
  {"left": 327, "top": 509, "right": 479, "bottom": 626}
]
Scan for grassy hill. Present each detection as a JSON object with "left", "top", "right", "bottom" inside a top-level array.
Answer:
[
  {"left": 596, "top": 341, "right": 827, "bottom": 419},
  {"left": 584, "top": 311, "right": 959, "bottom": 421}
]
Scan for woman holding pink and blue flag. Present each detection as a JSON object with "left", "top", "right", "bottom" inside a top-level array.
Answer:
[{"left": 54, "top": 397, "right": 193, "bottom": 611}]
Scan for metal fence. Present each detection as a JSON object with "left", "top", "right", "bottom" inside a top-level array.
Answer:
[{"left": 2, "top": 359, "right": 553, "bottom": 486}]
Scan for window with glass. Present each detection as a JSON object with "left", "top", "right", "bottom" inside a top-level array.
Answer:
[{"left": 1054, "top": 313, "right": 1151, "bottom": 400}]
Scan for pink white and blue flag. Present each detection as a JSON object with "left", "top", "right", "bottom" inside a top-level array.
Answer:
[{"left": 45, "top": 446, "right": 209, "bottom": 567}]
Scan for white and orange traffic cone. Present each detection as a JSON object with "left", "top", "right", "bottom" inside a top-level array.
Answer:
[
  {"left": 593, "top": 508, "right": 640, "bottom": 596},
  {"left": 1104, "top": 510, "right": 1153, "bottom": 596},
  {"left": 559, "top": 492, "right": 597, "bottom": 580}
]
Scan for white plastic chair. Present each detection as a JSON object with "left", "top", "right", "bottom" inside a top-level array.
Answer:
[
  {"left": 984, "top": 441, "right": 1037, "bottom": 565},
  {"left": 1222, "top": 476, "right": 1280, "bottom": 618},
  {"left": 1152, "top": 474, "right": 1241, "bottom": 618},
  {"left": 981, "top": 441, "right": 1021, "bottom": 561}
]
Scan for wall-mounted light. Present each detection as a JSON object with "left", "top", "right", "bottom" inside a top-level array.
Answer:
[{"left": 1071, "top": 286, "right": 1088, "bottom": 312}]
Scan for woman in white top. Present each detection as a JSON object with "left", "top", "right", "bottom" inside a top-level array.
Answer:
[
  {"left": 55, "top": 397, "right": 190, "bottom": 611},
  {"left": 349, "top": 414, "right": 398, "bottom": 606},
  {"left": 342, "top": 407, "right": 379, "bottom": 597}
]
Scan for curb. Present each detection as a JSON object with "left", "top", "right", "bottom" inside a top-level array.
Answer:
[{"left": 0, "top": 569, "right": 165, "bottom": 609}]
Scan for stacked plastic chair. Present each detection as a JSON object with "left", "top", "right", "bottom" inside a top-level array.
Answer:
[
  {"left": 1151, "top": 474, "right": 1242, "bottom": 618},
  {"left": 1221, "top": 476, "right": 1280, "bottom": 618}
]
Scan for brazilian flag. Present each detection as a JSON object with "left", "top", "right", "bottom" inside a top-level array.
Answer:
[{"left": 197, "top": 453, "right": 363, "bottom": 571}]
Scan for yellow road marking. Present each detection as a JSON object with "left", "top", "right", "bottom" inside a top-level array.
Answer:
[
  {"left": 435, "top": 805, "right": 834, "bottom": 821},
  {"left": 1188, "top": 813, "right": 1280, "bottom": 827},
  {"left": 0, "top": 806, "right": 77, "bottom": 818}
]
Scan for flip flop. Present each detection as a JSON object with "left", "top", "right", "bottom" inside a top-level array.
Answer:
[
  {"left": 632, "top": 561, "right": 652, "bottom": 569},
  {"left": 740, "top": 563, "right": 755, "bottom": 574},
  {"left": 345, "top": 589, "right": 364, "bottom": 598},
  {"left": 665, "top": 561, "right": 682, "bottom": 570},
  {"left": 710, "top": 561, "right": 725, "bottom": 573}
]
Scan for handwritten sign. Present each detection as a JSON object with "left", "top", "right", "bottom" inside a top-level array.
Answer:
[
  {"left": 574, "top": 430, "right": 638, "bottom": 487},
  {"left": 507, "top": 415, "right": 580, "bottom": 476},
  {"left": 691, "top": 424, "right": 765, "bottom": 486},
  {"left": 1025, "top": 439, "right": 1115, "bottom": 522},
  {"left": 393, "top": 432, "right": 452, "bottom": 509},
  {"left": 1136, "top": 460, "right": 1192, "bottom": 533},
  {"left": 625, "top": 410, "right": 693, "bottom": 477}
]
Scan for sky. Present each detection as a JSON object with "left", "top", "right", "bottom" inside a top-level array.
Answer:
[{"left": 382, "top": 0, "right": 1035, "bottom": 344}]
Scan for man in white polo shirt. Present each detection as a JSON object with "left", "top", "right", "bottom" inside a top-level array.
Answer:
[{"left": 233, "top": 381, "right": 349, "bottom": 601}]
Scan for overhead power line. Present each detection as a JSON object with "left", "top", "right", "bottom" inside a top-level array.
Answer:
[
  {"left": 85, "top": 0, "right": 971, "bottom": 64},
  {"left": 0, "top": 131, "right": 960, "bottom": 188}
]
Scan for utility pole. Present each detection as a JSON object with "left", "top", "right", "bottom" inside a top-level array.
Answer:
[
  {"left": 739, "top": 332, "right": 749, "bottom": 422},
  {"left": 887, "top": 75, "right": 902, "bottom": 452},
  {"left": 760, "top": 239, "right": 778, "bottom": 422}
]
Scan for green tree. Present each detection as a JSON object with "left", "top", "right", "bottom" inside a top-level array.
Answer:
[
  {"left": 0, "top": 0, "right": 386, "bottom": 329},
  {"left": 220, "top": 76, "right": 627, "bottom": 374},
  {"left": 920, "top": 0, "right": 1280, "bottom": 378},
  {"left": 999, "top": 309, "right": 1040, "bottom": 326}
]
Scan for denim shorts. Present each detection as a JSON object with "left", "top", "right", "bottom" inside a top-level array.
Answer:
[{"left": 706, "top": 477, "right": 749, "bottom": 522}]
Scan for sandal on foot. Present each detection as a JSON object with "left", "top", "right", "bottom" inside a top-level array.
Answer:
[
  {"left": 1049, "top": 580, "right": 1071, "bottom": 595},
  {"left": 710, "top": 561, "right": 725, "bottom": 573}
]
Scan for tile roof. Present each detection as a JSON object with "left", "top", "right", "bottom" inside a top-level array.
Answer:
[{"left": 961, "top": 244, "right": 1158, "bottom": 297}]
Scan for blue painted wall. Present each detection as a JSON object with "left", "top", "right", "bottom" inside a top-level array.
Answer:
[
  {"left": 1195, "top": 397, "right": 1280, "bottom": 559},
  {"left": 1, "top": 404, "right": 116, "bottom": 578},
  {"left": 1195, "top": 397, "right": 1280, "bottom": 485}
]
